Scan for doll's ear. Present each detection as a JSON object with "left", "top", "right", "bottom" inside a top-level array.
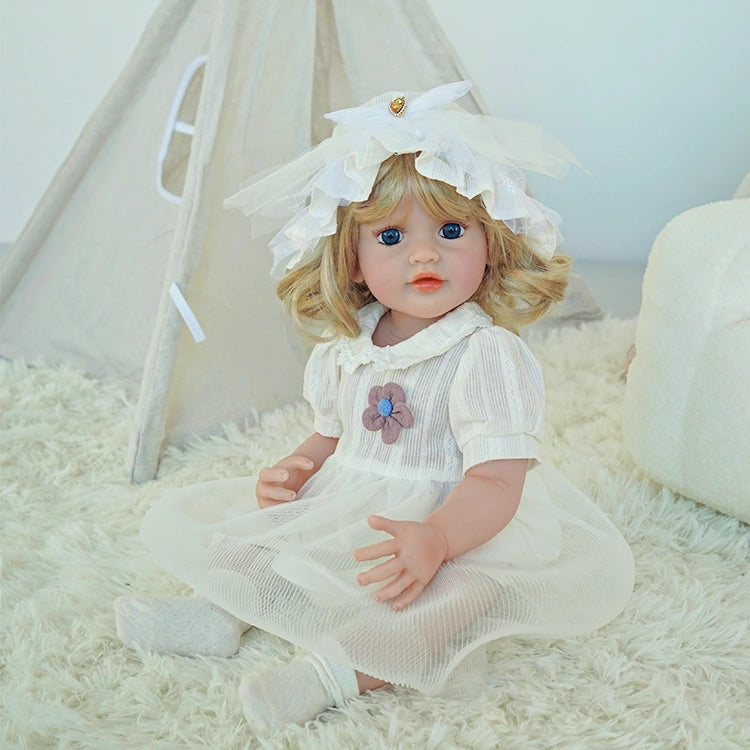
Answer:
[{"left": 352, "top": 263, "right": 365, "bottom": 283}]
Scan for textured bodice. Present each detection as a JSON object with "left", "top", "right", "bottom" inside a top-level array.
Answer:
[{"left": 304, "top": 302, "right": 546, "bottom": 483}]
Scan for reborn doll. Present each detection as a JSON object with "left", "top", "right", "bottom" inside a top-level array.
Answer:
[{"left": 115, "top": 81, "right": 634, "bottom": 733}]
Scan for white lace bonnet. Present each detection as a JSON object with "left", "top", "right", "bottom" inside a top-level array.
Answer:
[{"left": 225, "top": 81, "right": 579, "bottom": 278}]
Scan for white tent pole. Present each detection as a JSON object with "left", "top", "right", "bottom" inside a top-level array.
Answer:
[{"left": 127, "top": 0, "right": 243, "bottom": 482}]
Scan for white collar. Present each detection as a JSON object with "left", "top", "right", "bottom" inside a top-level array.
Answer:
[{"left": 336, "top": 301, "right": 492, "bottom": 372}]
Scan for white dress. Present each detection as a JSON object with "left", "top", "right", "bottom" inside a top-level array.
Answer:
[{"left": 141, "top": 302, "right": 634, "bottom": 695}]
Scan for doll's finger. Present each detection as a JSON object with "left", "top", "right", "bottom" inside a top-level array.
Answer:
[
  {"left": 257, "top": 484, "right": 296, "bottom": 502},
  {"left": 258, "top": 467, "right": 290, "bottom": 485},
  {"left": 257, "top": 467, "right": 277, "bottom": 483},
  {"left": 392, "top": 581, "right": 424, "bottom": 611},
  {"left": 279, "top": 455, "right": 315, "bottom": 471},
  {"left": 366, "top": 514, "right": 401, "bottom": 535},
  {"left": 352, "top": 538, "right": 398, "bottom": 562},
  {"left": 356, "top": 557, "right": 402, "bottom": 586},
  {"left": 373, "top": 571, "right": 413, "bottom": 603}
]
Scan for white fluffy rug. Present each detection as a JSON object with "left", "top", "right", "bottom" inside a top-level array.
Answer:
[{"left": 2, "top": 318, "right": 748, "bottom": 749}]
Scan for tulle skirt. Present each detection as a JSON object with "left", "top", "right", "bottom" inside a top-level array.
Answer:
[{"left": 141, "top": 457, "right": 633, "bottom": 695}]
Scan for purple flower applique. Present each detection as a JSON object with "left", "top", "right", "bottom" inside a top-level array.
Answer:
[{"left": 361, "top": 382, "right": 414, "bottom": 444}]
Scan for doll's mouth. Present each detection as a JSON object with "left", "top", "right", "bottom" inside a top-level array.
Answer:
[{"left": 410, "top": 273, "right": 444, "bottom": 292}]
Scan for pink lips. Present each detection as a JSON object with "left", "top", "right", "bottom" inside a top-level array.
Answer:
[{"left": 411, "top": 273, "right": 444, "bottom": 292}]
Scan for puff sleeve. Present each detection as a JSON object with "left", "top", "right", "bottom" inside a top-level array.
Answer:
[
  {"left": 302, "top": 339, "right": 344, "bottom": 438},
  {"left": 449, "top": 327, "right": 544, "bottom": 473}
]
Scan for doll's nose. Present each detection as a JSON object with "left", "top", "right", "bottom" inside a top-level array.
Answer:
[{"left": 408, "top": 238, "right": 439, "bottom": 264}]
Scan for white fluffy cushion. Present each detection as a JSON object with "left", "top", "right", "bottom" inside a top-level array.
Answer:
[{"left": 623, "top": 199, "right": 750, "bottom": 522}]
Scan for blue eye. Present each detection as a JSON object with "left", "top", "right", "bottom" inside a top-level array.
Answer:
[
  {"left": 439, "top": 222, "right": 465, "bottom": 239},
  {"left": 377, "top": 227, "right": 403, "bottom": 246}
]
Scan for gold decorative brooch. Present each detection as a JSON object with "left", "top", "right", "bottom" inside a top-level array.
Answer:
[{"left": 389, "top": 96, "right": 406, "bottom": 117}]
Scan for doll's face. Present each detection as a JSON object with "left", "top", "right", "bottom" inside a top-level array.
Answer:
[{"left": 354, "top": 194, "right": 488, "bottom": 335}]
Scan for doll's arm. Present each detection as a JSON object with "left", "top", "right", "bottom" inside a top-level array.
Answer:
[
  {"left": 256, "top": 432, "right": 339, "bottom": 509},
  {"left": 353, "top": 457, "right": 527, "bottom": 610}
]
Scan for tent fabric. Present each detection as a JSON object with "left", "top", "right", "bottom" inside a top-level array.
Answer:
[{"left": 0, "top": 0, "right": 484, "bottom": 482}]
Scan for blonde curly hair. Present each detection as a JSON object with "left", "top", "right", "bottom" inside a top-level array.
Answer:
[{"left": 278, "top": 153, "right": 571, "bottom": 339}]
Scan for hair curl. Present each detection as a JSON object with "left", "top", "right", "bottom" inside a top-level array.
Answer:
[{"left": 277, "top": 153, "right": 571, "bottom": 339}]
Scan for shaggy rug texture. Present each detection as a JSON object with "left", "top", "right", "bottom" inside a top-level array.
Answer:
[{"left": 1, "top": 317, "right": 748, "bottom": 750}]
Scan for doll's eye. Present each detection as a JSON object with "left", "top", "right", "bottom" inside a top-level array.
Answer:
[
  {"left": 439, "top": 222, "right": 465, "bottom": 240},
  {"left": 377, "top": 228, "right": 403, "bottom": 246}
]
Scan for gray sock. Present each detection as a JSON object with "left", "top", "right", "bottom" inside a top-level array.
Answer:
[
  {"left": 238, "top": 654, "right": 359, "bottom": 732},
  {"left": 114, "top": 594, "right": 250, "bottom": 657}
]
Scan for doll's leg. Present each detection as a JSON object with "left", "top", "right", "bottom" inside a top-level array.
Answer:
[
  {"left": 114, "top": 593, "right": 251, "bottom": 657},
  {"left": 355, "top": 672, "right": 388, "bottom": 692},
  {"left": 238, "top": 654, "right": 371, "bottom": 732}
]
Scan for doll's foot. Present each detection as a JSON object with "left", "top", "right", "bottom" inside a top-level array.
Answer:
[
  {"left": 238, "top": 654, "right": 358, "bottom": 733},
  {"left": 114, "top": 594, "right": 250, "bottom": 656}
]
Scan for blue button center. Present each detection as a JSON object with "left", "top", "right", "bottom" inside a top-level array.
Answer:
[{"left": 377, "top": 398, "right": 393, "bottom": 418}]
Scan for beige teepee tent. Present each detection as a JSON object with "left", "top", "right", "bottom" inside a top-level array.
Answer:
[{"left": 0, "top": 0, "right": 486, "bottom": 482}]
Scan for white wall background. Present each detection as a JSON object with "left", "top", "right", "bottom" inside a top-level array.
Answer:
[{"left": 1, "top": 0, "right": 749, "bottom": 262}]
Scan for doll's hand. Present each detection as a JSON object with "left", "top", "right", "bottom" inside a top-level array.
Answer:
[
  {"left": 255, "top": 455, "right": 315, "bottom": 509},
  {"left": 353, "top": 515, "right": 448, "bottom": 611}
]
